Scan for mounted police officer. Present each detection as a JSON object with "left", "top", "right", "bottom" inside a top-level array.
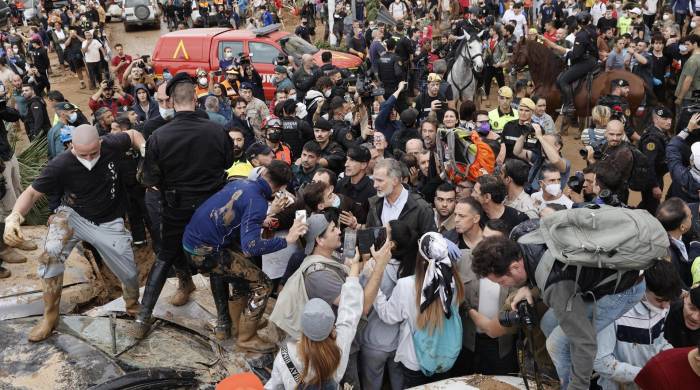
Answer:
[
  {"left": 554, "top": 11, "right": 598, "bottom": 114},
  {"left": 135, "top": 73, "right": 234, "bottom": 338}
]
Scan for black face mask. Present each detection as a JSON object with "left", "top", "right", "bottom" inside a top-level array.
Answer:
[{"left": 268, "top": 130, "right": 282, "bottom": 143}]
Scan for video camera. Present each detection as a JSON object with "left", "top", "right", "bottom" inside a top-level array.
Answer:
[
  {"left": 498, "top": 300, "right": 537, "bottom": 330},
  {"left": 568, "top": 171, "right": 584, "bottom": 194}
]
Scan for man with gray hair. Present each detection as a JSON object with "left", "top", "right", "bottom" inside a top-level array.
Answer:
[
  {"left": 204, "top": 95, "right": 227, "bottom": 126},
  {"left": 365, "top": 158, "right": 436, "bottom": 236},
  {"left": 3, "top": 124, "right": 147, "bottom": 342}
]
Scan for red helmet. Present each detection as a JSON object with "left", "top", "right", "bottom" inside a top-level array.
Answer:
[{"left": 262, "top": 115, "right": 282, "bottom": 130}]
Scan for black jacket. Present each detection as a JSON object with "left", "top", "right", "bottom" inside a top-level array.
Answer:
[
  {"left": 366, "top": 188, "right": 436, "bottom": 237},
  {"left": 335, "top": 174, "right": 377, "bottom": 222},
  {"left": 0, "top": 101, "right": 21, "bottom": 161},
  {"left": 24, "top": 95, "right": 50, "bottom": 136}
]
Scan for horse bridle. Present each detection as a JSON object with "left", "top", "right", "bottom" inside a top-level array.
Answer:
[{"left": 451, "top": 35, "right": 483, "bottom": 98}]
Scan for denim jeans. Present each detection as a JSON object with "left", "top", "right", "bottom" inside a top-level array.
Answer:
[{"left": 541, "top": 280, "right": 646, "bottom": 389}]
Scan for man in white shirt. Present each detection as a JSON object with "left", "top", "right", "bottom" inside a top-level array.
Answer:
[
  {"left": 530, "top": 164, "right": 574, "bottom": 211},
  {"left": 389, "top": 0, "right": 407, "bottom": 21},
  {"left": 81, "top": 29, "right": 106, "bottom": 90},
  {"left": 502, "top": 159, "right": 538, "bottom": 218},
  {"left": 503, "top": 3, "right": 528, "bottom": 40}
]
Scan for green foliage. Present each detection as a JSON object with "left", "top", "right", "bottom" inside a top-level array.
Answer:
[
  {"left": 366, "top": 0, "right": 380, "bottom": 21},
  {"left": 17, "top": 135, "right": 49, "bottom": 225}
]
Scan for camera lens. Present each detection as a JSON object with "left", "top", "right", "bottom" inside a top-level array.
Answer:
[{"left": 498, "top": 310, "right": 520, "bottom": 327}]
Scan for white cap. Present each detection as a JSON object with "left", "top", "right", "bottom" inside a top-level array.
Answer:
[
  {"left": 630, "top": 7, "right": 642, "bottom": 14},
  {"left": 692, "top": 142, "right": 700, "bottom": 170}
]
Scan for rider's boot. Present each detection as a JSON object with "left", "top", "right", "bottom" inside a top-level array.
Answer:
[{"left": 559, "top": 84, "right": 576, "bottom": 115}]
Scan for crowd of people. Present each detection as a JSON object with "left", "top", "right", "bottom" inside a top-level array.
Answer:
[{"left": 2, "top": 0, "right": 700, "bottom": 390}]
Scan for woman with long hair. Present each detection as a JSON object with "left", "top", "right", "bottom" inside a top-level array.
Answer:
[
  {"left": 482, "top": 26, "right": 507, "bottom": 101},
  {"left": 372, "top": 232, "right": 464, "bottom": 387},
  {"left": 266, "top": 249, "right": 365, "bottom": 389}
]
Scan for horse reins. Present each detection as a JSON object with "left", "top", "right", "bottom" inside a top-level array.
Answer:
[{"left": 450, "top": 34, "right": 482, "bottom": 100}]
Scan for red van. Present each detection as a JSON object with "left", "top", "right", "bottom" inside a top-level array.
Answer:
[{"left": 151, "top": 24, "right": 363, "bottom": 101}]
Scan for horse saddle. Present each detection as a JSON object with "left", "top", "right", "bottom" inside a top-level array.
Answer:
[{"left": 571, "top": 62, "right": 604, "bottom": 94}]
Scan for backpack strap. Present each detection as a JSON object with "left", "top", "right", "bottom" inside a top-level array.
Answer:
[
  {"left": 533, "top": 250, "right": 556, "bottom": 294},
  {"left": 281, "top": 344, "right": 302, "bottom": 384},
  {"left": 587, "top": 128, "right": 596, "bottom": 145}
]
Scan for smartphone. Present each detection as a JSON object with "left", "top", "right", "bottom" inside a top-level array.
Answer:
[
  {"left": 343, "top": 229, "right": 357, "bottom": 259},
  {"left": 213, "top": 70, "right": 222, "bottom": 76},
  {"left": 295, "top": 210, "right": 307, "bottom": 224},
  {"left": 357, "top": 229, "right": 374, "bottom": 255},
  {"left": 374, "top": 227, "right": 387, "bottom": 249}
]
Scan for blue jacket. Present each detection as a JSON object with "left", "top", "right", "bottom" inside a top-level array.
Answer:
[
  {"left": 47, "top": 122, "right": 65, "bottom": 159},
  {"left": 183, "top": 177, "right": 287, "bottom": 257},
  {"left": 666, "top": 136, "right": 700, "bottom": 203},
  {"left": 374, "top": 95, "right": 400, "bottom": 143}
]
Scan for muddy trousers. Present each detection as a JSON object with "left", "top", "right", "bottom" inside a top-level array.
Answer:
[
  {"left": 138, "top": 206, "right": 196, "bottom": 321},
  {"left": 39, "top": 206, "right": 138, "bottom": 292},
  {"left": 185, "top": 249, "right": 272, "bottom": 330}
]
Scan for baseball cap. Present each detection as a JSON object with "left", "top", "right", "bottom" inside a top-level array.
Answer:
[
  {"left": 690, "top": 284, "right": 700, "bottom": 308},
  {"left": 94, "top": 107, "right": 111, "bottom": 119},
  {"left": 630, "top": 7, "right": 642, "bottom": 15},
  {"left": 245, "top": 142, "right": 273, "bottom": 162},
  {"left": 498, "top": 86, "right": 513, "bottom": 98},
  {"left": 301, "top": 298, "right": 336, "bottom": 341},
  {"left": 54, "top": 101, "right": 77, "bottom": 111},
  {"left": 304, "top": 213, "right": 331, "bottom": 255},
  {"left": 653, "top": 106, "right": 672, "bottom": 118},
  {"left": 400, "top": 107, "right": 418, "bottom": 126},
  {"left": 274, "top": 65, "right": 287, "bottom": 74},
  {"left": 347, "top": 145, "right": 371, "bottom": 163},
  {"left": 240, "top": 82, "right": 253, "bottom": 90},
  {"left": 314, "top": 118, "right": 332, "bottom": 130},
  {"left": 519, "top": 97, "right": 536, "bottom": 111},
  {"left": 165, "top": 72, "right": 194, "bottom": 96},
  {"left": 225, "top": 65, "right": 239, "bottom": 75}
]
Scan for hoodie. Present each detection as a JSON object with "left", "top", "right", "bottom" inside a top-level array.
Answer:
[{"left": 131, "top": 83, "right": 158, "bottom": 122}]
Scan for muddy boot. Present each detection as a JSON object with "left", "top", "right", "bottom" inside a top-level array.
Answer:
[
  {"left": 134, "top": 259, "right": 170, "bottom": 339},
  {"left": 236, "top": 315, "right": 276, "bottom": 353},
  {"left": 0, "top": 265, "right": 10, "bottom": 278},
  {"left": 169, "top": 270, "right": 195, "bottom": 307},
  {"left": 228, "top": 296, "right": 246, "bottom": 338},
  {"left": 211, "top": 274, "right": 231, "bottom": 340},
  {"left": 122, "top": 284, "right": 141, "bottom": 317},
  {"left": 80, "top": 81, "right": 86, "bottom": 89},
  {"left": 28, "top": 274, "right": 63, "bottom": 342},
  {"left": 0, "top": 247, "right": 26, "bottom": 263}
]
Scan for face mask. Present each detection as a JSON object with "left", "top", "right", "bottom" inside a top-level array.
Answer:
[
  {"left": 163, "top": 71, "right": 173, "bottom": 81},
  {"left": 641, "top": 295, "right": 666, "bottom": 314},
  {"left": 224, "top": 52, "right": 233, "bottom": 60},
  {"left": 68, "top": 112, "right": 78, "bottom": 123},
  {"left": 693, "top": 22, "right": 698, "bottom": 28},
  {"left": 288, "top": 93, "right": 296, "bottom": 101},
  {"left": 680, "top": 44, "right": 689, "bottom": 52},
  {"left": 477, "top": 122, "right": 490, "bottom": 134},
  {"left": 198, "top": 77, "right": 208, "bottom": 87},
  {"left": 267, "top": 130, "right": 282, "bottom": 143},
  {"left": 75, "top": 154, "right": 100, "bottom": 171},
  {"left": 332, "top": 194, "right": 341, "bottom": 208},
  {"left": 544, "top": 183, "right": 562, "bottom": 197},
  {"left": 344, "top": 111, "right": 353, "bottom": 122},
  {"left": 663, "top": 14, "right": 670, "bottom": 20},
  {"left": 324, "top": 89, "right": 332, "bottom": 98},
  {"left": 159, "top": 106, "right": 174, "bottom": 120}
]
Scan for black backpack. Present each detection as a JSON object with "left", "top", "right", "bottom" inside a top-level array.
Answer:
[{"left": 628, "top": 144, "right": 651, "bottom": 191}]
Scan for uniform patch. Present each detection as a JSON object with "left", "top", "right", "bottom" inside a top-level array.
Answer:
[
  {"left": 346, "top": 132, "right": 353, "bottom": 141},
  {"left": 625, "top": 108, "right": 631, "bottom": 116},
  {"left": 646, "top": 142, "right": 655, "bottom": 151}
]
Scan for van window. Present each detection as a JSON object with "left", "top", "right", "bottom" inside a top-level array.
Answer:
[
  {"left": 249, "top": 42, "right": 281, "bottom": 64},
  {"left": 218, "top": 41, "right": 244, "bottom": 59}
]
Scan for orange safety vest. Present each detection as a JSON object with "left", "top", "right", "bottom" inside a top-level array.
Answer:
[{"left": 273, "top": 143, "right": 292, "bottom": 165}]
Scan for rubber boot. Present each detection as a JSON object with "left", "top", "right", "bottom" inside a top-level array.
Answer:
[
  {"left": 0, "top": 247, "right": 26, "bottom": 263},
  {"left": 28, "top": 274, "right": 63, "bottom": 342},
  {"left": 0, "top": 266, "right": 10, "bottom": 278},
  {"left": 134, "top": 259, "right": 170, "bottom": 339},
  {"left": 168, "top": 268, "right": 195, "bottom": 307},
  {"left": 560, "top": 84, "right": 576, "bottom": 115},
  {"left": 13, "top": 238, "right": 38, "bottom": 251},
  {"left": 236, "top": 315, "right": 276, "bottom": 353},
  {"left": 211, "top": 274, "right": 232, "bottom": 340},
  {"left": 228, "top": 296, "right": 246, "bottom": 338},
  {"left": 122, "top": 284, "right": 141, "bottom": 317}
]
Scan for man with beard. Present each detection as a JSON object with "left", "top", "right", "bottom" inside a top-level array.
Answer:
[
  {"left": 365, "top": 158, "right": 435, "bottom": 236},
  {"left": 225, "top": 97, "right": 255, "bottom": 149},
  {"left": 225, "top": 128, "right": 249, "bottom": 179},
  {"left": 433, "top": 182, "right": 456, "bottom": 233},
  {"left": 291, "top": 141, "right": 321, "bottom": 192}
]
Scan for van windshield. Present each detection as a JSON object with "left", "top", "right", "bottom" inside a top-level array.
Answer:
[
  {"left": 278, "top": 35, "right": 318, "bottom": 58},
  {"left": 125, "top": 0, "right": 149, "bottom": 7}
]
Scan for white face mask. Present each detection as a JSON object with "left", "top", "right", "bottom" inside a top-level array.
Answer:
[
  {"left": 198, "top": 77, "right": 208, "bottom": 86},
  {"left": 224, "top": 52, "right": 233, "bottom": 60},
  {"left": 544, "top": 183, "right": 562, "bottom": 197},
  {"left": 344, "top": 111, "right": 353, "bottom": 122},
  {"left": 663, "top": 14, "right": 670, "bottom": 21},
  {"left": 68, "top": 112, "right": 78, "bottom": 123},
  {"left": 324, "top": 89, "right": 332, "bottom": 98},
  {"left": 692, "top": 21, "right": 698, "bottom": 28},
  {"left": 332, "top": 194, "right": 341, "bottom": 208},
  {"left": 159, "top": 106, "right": 174, "bottom": 120},
  {"left": 75, "top": 154, "right": 100, "bottom": 171},
  {"left": 680, "top": 44, "right": 689, "bottom": 52}
]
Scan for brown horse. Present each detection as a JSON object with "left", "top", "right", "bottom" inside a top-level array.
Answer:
[{"left": 510, "top": 39, "right": 646, "bottom": 119}]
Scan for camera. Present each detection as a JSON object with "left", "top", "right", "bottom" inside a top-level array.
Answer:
[
  {"left": 598, "top": 189, "right": 623, "bottom": 207},
  {"left": 579, "top": 141, "right": 604, "bottom": 160},
  {"left": 498, "top": 299, "right": 537, "bottom": 329},
  {"left": 568, "top": 171, "right": 584, "bottom": 194},
  {"left": 105, "top": 79, "right": 114, "bottom": 89}
]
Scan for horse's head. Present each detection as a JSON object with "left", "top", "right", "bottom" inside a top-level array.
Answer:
[
  {"left": 464, "top": 30, "right": 484, "bottom": 73},
  {"left": 511, "top": 38, "right": 529, "bottom": 71}
]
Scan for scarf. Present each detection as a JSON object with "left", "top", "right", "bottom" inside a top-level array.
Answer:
[{"left": 418, "top": 232, "right": 456, "bottom": 318}]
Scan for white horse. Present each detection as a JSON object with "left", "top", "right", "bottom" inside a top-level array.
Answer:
[{"left": 446, "top": 31, "right": 484, "bottom": 104}]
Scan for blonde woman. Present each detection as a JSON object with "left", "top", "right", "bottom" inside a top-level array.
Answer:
[{"left": 581, "top": 105, "right": 611, "bottom": 146}]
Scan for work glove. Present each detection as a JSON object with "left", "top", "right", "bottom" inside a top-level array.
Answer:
[{"left": 4, "top": 211, "right": 24, "bottom": 247}]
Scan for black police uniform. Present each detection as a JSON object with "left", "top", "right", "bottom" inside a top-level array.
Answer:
[
  {"left": 377, "top": 51, "right": 405, "bottom": 98},
  {"left": 637, "top": 125, "right": 669, "bottom": 214},
  {"left": 137, "top": 74, "right": 234, "bottom": 331},
  {"left": 280, "top": 115, "right": 313, "bottom": 160},
  {"left": 330, "top": 118, "right": 360, "bottom": 151},
  {"left": 556, "top": 24, "right": 598, "bottom": 110},
  {"left": 598, "top": 94, "right": 635, "bottom": 138},
  {"left": 319, "top": 140, "right": 346, "bottom": 174}
]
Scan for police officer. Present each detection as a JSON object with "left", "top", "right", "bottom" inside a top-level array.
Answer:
[
  {"left": 136, "top": 73, "right": 234, "bottom": 337},
  {"left": 638, "top": 106, "right": 673, "bottom": 214},
  {"left": 598, "top": 79, "right": 637, "bottom": 141},
  {"left": 327, "top": 96, "right": 360, "bottom": 151},
  {"left": 546, "top": 11, "right": 598, "bottom": 114},
  {"left": 280, "top": 99, "right": 313, "bottom": 160},
  {"left": 488, "top": 86, "right": 519, "bottom": 133},
  {"left": 377, "top": 38, "right": 405, "bottom": 101}
]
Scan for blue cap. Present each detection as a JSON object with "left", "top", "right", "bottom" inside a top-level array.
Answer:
[{"left": 240, "top": 82, "right": 253, "bottom": 90}]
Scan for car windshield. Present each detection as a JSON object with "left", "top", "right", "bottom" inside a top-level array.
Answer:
[
  {"left": 125, "top": 0, "right": 149, "bottom": 7},
  {"left": 278, "top": 35, "right": 318, "bottom": 58}
]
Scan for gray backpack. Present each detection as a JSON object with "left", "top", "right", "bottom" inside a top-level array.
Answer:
[{"left": 519, "top": 205, "right": 669, "bottom": 295}]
